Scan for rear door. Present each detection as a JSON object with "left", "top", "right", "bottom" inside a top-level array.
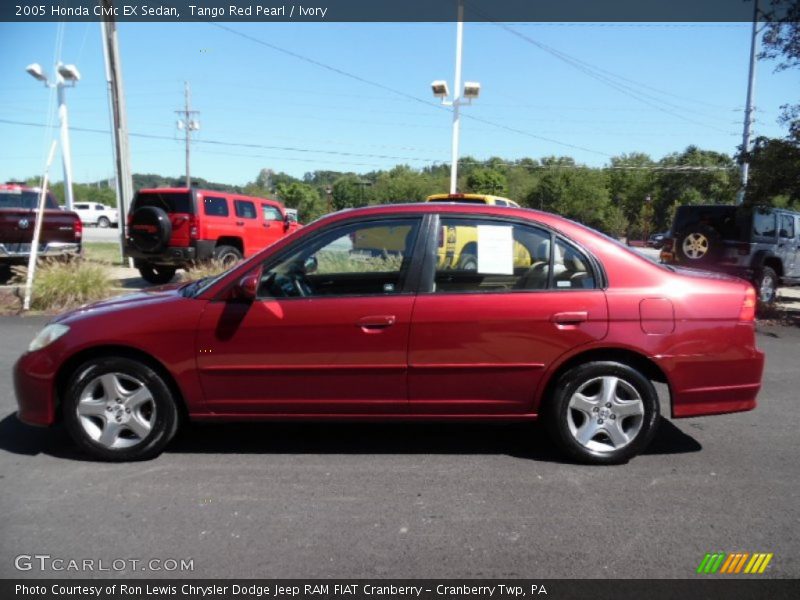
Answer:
[
  {"left": 233, "top": 198, "right": 259, "bottom": 256},
  {"left": 408, "top": 215, "right": 608, "bottom": 415}
]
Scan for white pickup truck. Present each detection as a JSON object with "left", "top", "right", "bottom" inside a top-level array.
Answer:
[{"left": 73, "top": 202, "right": 119, "bottom": 228}]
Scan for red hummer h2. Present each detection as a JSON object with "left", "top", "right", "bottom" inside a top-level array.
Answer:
[{"left": 125, "top": 188, "right": 299, "bottom": 284}]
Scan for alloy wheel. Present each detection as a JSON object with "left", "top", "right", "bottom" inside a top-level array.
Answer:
[
  {"left": 682, "top": 233, "right": 709, "bottom": 259},
  {"left": 566, "top": 376, "right": 645, "bottom": 453},
  {"left": 76, "top": 372, "right": 156, "bottom": 449}
]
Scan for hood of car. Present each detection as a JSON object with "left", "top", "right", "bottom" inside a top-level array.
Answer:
[{"left": 52, "top": 283, "right": 188, "bottom": 324}]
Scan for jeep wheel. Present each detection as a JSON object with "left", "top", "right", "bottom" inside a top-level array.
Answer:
[
  {"left": 755, "top": 266, "right": 778, "bottom": 306},
  {"left": 137, "top": 262, "right": 177, "bottom": 285},
  {"left": 212, "top": 245, "right": 243, "bottom": 267},
  {"left": 97, "top": 216, "right": 111, "bottom": 228},
  {"left": 677, "top": 225, "right": 719, "bottom": 263}
]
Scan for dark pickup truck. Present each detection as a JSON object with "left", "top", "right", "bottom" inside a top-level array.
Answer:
[{"left": 0, "top": 183, "right": 82, "bottom": 268}]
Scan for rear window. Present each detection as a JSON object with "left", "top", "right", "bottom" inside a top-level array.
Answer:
[
  {"left": 133, "top": 191, "right": 194, "bottom": 214},
  {"left": 428, "top": 197, "right": 488, "bottom": 204},
  {"left": 0, "top": 190, "right": 59, "bottom": 210},
  {"left": 673, "top": 205, "right": 749, "bottom": 242},
  {"left": 753, "top": 210, "right": 777, "bottom": 238}
]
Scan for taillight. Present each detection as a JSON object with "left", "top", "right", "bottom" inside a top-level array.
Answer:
[
  {"left": 189, "top": 215, "right": 198, "bottom": 241},
  {"left": 739, "top": 286, "right": 756, "bottom": 321},
  {"left": 74, "top": 218, "right": 82, "bottom": 240}
]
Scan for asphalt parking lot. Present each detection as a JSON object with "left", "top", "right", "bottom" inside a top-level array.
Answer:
[{"left": 0, "top": 316, "right": 798, "bottom": 579}]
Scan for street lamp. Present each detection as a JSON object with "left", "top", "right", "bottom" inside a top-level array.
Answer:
[
  {"left": 26, "top": 61, "right": 80, "bottom": 211},
  {"left": 431, "top": 0, "right": 480, "bottom": 194}
]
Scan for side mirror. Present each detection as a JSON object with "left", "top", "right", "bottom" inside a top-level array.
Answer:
[
  {"left": 234, "top": 271, "right": 260, "bottom": 300},
  {"left": 283, "top": 213, "right": 291, "bottom": 231}
]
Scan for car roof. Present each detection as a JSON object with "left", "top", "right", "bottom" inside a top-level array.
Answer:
[{"left": 136, "top": 187, "right": 283, "bottom": 205}]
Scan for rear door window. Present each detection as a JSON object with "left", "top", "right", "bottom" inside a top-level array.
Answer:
[
  {"left": 204, "top": 196, "right": 229, "bottom": 217},
  {"left": 780, "top": 215, "right": 794, "bottom": 238},
  {"left": 753, "top": 211, "right": 777, "bottom": 238},
  {"left": 234, "top": 200, "right": 256, "bottom": 219}
]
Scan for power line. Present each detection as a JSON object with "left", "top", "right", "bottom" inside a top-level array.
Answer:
[{"left": 210, "top": 23, "right": 612, "bottom": 157}]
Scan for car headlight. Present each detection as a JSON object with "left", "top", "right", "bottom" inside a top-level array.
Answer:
[{"left": 28, "top": 323, "right": 70, "bottom": 352}]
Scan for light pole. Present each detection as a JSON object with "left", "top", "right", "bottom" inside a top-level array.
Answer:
[
  {"left": 26, "top": 62, "right": 80, "bottom": 211},
  {"left": 431, "top": 0, "right": 480, "bottom": 194}
]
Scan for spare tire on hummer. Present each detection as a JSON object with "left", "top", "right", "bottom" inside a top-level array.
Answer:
[{"left": 129, "top": 206, "right": 172, "bottom": 254}]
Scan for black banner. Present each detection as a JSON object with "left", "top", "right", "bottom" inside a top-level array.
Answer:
[
  {"left": 3, "top": 580, "right": 800, "bottom": 600},
  {"left": 1, "top": 0, "right": 796, "bottom": 23}
]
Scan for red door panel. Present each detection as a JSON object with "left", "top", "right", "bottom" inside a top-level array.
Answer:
[
  {"left": 408, "top": 291, "right": 608, "bottom": 414},
  {"left": 195, "top": 296, "right": 415, "bottom": 415}
]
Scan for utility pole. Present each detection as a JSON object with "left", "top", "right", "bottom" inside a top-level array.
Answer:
[
  {"left": 100, "top": 2, "right": 134, "bottom": 260},
  {"left": 449, "top": 0, "right": 464, "bottom": 195},
  {"left": 176, "top": 81, "right": 199, "bottom": 188},
  {"left": 737, "top": 0, "right": 760, "bottom": 205}
]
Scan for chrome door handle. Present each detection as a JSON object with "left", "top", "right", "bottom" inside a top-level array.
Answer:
[{"left": 358, "top": 315, "right": 396, "bottom": 332}]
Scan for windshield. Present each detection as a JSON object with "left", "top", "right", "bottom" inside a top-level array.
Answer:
[
  {"left": 133, "top": 191, "right": 194, "bottom": 214},
  {"left": 0, "top": 190, "right": 59, "bottom": 209}
]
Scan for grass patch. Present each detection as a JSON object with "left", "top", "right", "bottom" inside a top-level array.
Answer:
[
  {"left": 181, "top": 259, "right": 236, "bottom": 281},
  {"left": 83, "top": 242, "right": 124, "bottom": 265},
  {"left": 11, "top": 260, "right": 114, "bottom": 312}
]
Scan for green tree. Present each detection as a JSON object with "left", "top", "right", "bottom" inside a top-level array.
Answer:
[
  {"left": 743, "top": 136, "right": 800, "bottom": 208},
  {"left": 276, "top": 182, "right": 327, "bottom": 222},
  {"left": 465, "top": 168, "right": 508, "bottom": 195},
  {"left": 760, "top": 1, "right": 800, "bottom": 141}
]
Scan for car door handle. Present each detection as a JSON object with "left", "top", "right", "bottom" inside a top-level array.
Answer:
[
  {"left": 358, "top": 315, "right": 396, "bottom": 332},
  {"left": 551, "top": 311, "right": 588, "bottom": 325},
  {"left": 236, "top": 221, "right": 244, "bottom": 226}
]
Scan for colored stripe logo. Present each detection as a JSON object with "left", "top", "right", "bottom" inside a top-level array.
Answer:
[{"left": 696, "top": 552, "right": 773, "bottom": 574}]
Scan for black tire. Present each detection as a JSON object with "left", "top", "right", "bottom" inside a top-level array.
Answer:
[
  {"left": 676, "top": 225, "right": 720, "bottom": 264},
  {"left": 129, "top": 206, "right": 172, "bottom": 253},
  {"left": 546, "top": 361, "right": 660, "bottom": 465},
  {"left": 755, "top": 266, "right": 778, "bottom": 307},
  {"left": 457, "top": 253, "right": 478, "bottom": 271},
  {"left": 212, "top": 244, "right": 243, "bottom": 267},
  {"left": 62, "top": 357, "right": 179, "bottom": 461},
  {"left": 137, "top": 262, "right": 177, "bottom": 285},
  {"left": 97, "top": 216, "right": 110, "bottom": 228}
]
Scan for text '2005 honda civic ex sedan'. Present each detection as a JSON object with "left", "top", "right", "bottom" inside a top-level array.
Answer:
[{"left": 14, "top": 203, "right": 765, "bottom": 464}]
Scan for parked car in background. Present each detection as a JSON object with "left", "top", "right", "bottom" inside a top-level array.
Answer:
[
  {"left": 426, "top": 193, "right": 522, "bottom": 207},
  {"left": 73, "top": 202, "right": 119, "bottom": 228},
  {"left": 125, "top": 187, "right": 295, "bottom": 284},
  {"left": 647, "top": 231, "right": 670, "bottom": 249},
  {"left": 16, "top": 203, "right": 763, "bottom": 464},
  {"left": 0, "top": 183, "right": 82, "bottom": 269},
  {"left": 660, "top": 204, "right": 800, "bottom": 305}
]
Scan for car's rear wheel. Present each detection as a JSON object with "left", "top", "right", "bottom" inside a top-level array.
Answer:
[
  {"left": 97, "top": 216, "right": 110, "bottom": 228},
  {"left": 755, "top": 266, "right": 778, "bottom": 306},
  {"left": 546, "top": 361, "right": 660, "bottom": 465},
  {"left": 137, "top": 262, "right": 177, "bottom": 285},
  {"left": 212, "top": 245, "right": 243, "bottom": 267},
  {"left": 63, "top": 357, "right": 179, "bottom": 461}
]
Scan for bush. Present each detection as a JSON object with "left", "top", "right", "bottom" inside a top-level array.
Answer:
[
  {"left": 11, "top": 260, "right": 113, "bottom": 312},
  {"left": 181, "top": 259, "right": 236, "bottom": 281}
]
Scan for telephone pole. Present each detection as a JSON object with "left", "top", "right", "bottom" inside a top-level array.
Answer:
[
  {"left": 176, "top": 81, "right": 199, "bottom": 188},
  {"left": 736, "top": 0, "right": 760, "bottom": 205},
  {"left": 100, "top": 1, "right": 133, "bottom": 259}
]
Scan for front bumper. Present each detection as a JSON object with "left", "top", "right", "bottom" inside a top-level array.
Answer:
[{"left": 14, "top": 349, "right": 60, "bottom": 427}]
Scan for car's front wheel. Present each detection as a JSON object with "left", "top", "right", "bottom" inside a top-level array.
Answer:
[
  {"left": 63, "top": 357, "right": 179, "bottom": 461},
  {"left": 546, "top": 361, "right": 660, "bottom": 464},
  {"left": 97, "top": 216, "right": 111, "bottom": 228}
]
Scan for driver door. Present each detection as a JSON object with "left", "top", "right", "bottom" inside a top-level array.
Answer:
[{"left": 195, "top": 217, "right": 423, "bottom": 415}]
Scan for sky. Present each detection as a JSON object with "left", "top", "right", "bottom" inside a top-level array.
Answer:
[{"left": 0, "top": 20, "right": 797, "bottom": 187}]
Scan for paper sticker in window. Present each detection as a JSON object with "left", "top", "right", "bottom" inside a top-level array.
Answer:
[{"left": 477, "top": 225, "right": 514, "bottom": 275}]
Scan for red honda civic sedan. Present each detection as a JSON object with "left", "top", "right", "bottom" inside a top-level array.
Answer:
[{"left": 14, "top": 203, "right": 764, "bottom": 464}]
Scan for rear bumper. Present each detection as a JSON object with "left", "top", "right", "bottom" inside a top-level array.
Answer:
[
  {"left": 125, "top": 240, "right": 215, "bottom": 265},
  {"left": 14, "top": 349, "right": 59, "bottom": 427},
  {"left": 0, "top": 242, "right": 81, "bottom": 263},
  {"left": 655, "top": 340, "right": 765, "bottom": 418}
]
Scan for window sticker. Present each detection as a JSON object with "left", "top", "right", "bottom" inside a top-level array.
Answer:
[{"left": 477, "top": 225, "right": 514, "bottom": 275}]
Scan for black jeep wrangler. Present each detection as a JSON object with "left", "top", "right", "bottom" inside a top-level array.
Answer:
[{"left": 661, "top": 204, "right": 800, "bottom": 304}]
